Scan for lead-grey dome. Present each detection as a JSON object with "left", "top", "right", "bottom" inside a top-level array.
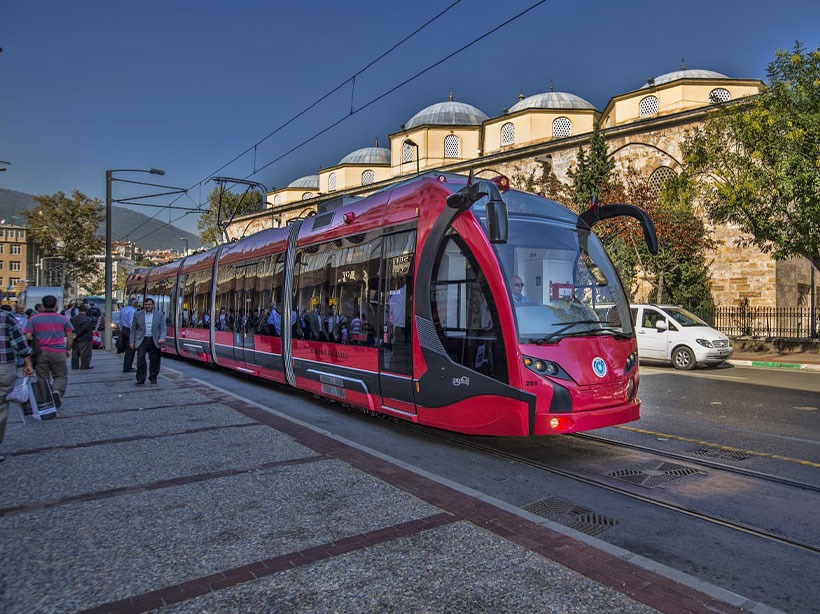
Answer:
[
  {"left": 339, "top": 147, "right": 391, "bottom": 165},
  {"left": 287, "top": 174, "right": 319, "bottom": 189},
  {"left": 405, "top": 101, "right": 489, "bottom": 130},
  {"left": 508, "top": 91, "right": 596, "bottom": 113},
  {"left": 641, "top": 69, "right": 729, "bottom": 89}
]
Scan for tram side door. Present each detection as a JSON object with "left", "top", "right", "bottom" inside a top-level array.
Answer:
[
  {"left": 378, "top": 231, "right": 416, "bottom": 414},
  {"left": 232, "top": 262, "right": 257, "bottom": 368}
]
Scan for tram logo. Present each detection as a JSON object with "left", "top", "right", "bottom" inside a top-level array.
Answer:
[
  {"left": 452, "top": 375, "right": 470, "bottom": 387},
  {"left": 592, "top": 357, "right": 607, "bottom": 378}
]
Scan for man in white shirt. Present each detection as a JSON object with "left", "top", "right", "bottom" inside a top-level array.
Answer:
[{"left": 130, "top": 298, "right": 166, "bottom": 385}]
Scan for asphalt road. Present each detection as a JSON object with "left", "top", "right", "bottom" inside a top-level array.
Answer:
[{"left": 167, "top": 356, "right": 820, "bottom": 612}]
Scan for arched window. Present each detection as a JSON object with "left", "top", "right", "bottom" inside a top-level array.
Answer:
[
  {"left": 273, "top": 194, "right": 281, "bottom": 205},
  {"left": 552, "top": 117, "right": 571, "bottom": 138},
  {"left": 444, "top": 134, "right": 460, "bottom": 159},
  {"left": 709, "top": 88, "right": 731, "bottom": 104},
  {"left": 328, "top": 173, "right": 337, "bottom": 192},
  {"left": 648, "top": 166, "right": 676, "bottom": 194},
  {"left": 402, "top": 141, "right": 415, "bottom": 163},
  {"left": 361, "top": 169, "right": 376, "bottom": 185},
  {"left": 639, "top": 95, "right": 658, "bottom": 117},
  {"left": 301, "top": 192, "right": 314, "bottom": 200},
  {"left": 500, "top": 122, "right": 515, "bottom": 146}
]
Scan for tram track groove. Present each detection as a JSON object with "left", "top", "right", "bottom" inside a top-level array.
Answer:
[
  {"left": 571, "top": 432, "right": 820, "bottom": 493},
  {"left": 396, "top": 422, "right": 820, "bottom": 556}
]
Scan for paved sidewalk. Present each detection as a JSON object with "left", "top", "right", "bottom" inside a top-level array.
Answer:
[{"left": 0, "top": 351, "right": 781, "bottom": 613}]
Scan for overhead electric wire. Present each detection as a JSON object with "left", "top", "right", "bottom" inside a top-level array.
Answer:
[
  {"left": 126, "top": 0, "right": 549, "bottom": 245},
  {"left": 121, "top": 2, "right": 466, "bottom": 245},
  {"left": 202, "top": 0, "right": 467, "bottom": 182},
  {"left": 248, "top": 0, "right": 549, "bottom": 178}
]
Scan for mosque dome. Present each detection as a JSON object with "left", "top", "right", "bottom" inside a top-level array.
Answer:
[
  {"left": 641, "top": 69, "right": 729, "bottom": 89},
  {"left": 508, "top": 91, "right": 596, "bottom": 113},
  {"left": 405, "top": 98, "right": 489, "bottom": 130},
  {"left": 287, "top": 175, "right": 319, "bottom": 190},
  {"left": 339, "top": 146, "right": 391, "bottom": 165}
]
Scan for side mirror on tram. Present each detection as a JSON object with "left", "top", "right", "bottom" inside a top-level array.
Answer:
[
  {"left": 579, "top": 203, "right": 658, "bottom": 255},
  {"left": 446, "top": 179, "right": 509, "bottom": 244},
  {"left": 486, "top": 198, "right": 508, "bottom": 244}
]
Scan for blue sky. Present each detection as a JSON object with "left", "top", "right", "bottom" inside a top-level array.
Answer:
[{"left": 2, "top": 0, "right": 818, "bottom": 239}]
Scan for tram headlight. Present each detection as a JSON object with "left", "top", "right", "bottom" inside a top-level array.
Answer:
[
  {"left": 625, "top": 350, "right": 638, "bottom": 372},
  {"left": 523, "top": 356, "right": 566, "bottom": 379}
]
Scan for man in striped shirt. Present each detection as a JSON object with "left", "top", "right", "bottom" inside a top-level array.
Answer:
[
  {"left": 25, "top": 294, "right": 73, "bottom": 409},
  {"left": 0, "top": 308, "right": 34, "bottom": 461}
]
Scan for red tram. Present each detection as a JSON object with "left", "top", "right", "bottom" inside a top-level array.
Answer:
[{"left": 126, "top": 172, "right": 657, "bottom": 436}]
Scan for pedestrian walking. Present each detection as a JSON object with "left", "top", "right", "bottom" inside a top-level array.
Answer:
[
  {"left": 119, "top": 297, "right": 138, "bottom": 371},
  {"left": 25, "top": 294, "right": 73, "bottom": 409},
  {"left": 0, "top": 308, "right": 34, "bottom": 462},
  {"left": 130, "top": 298, "right": 166, "bottom": 385},
  {"left": 69, "top": 304, "right": 95, "bottom": 369}
]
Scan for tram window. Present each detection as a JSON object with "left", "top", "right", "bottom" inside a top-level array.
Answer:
[
  {"left": 381, "top": 231, "right": 415, "bottom": 374},
  {"left": 258, "top": 255, "right": 285, "bottom": 336},
  {"left": 192, "top": 269, "right": 212, "bottom": 328},
  {"left": 431, "top": 234, "right": 507, "bottom": 383},
  {"left": 292, "top": 233, "right": 382, "bottom": 345},
  {"left": 215, "top": 259, "right": 262, "bottom": 335},
  {"left": 333, "top": 237, "right": 372, "bottom": 344},
  {"left": 180, "top": 271, "right": 210, "bottom": 328},
  {"left": 294, "top": 243, "right": 333, "bottom": 341},
  {"left": 146, "top": 277, "right": 174, "bottom": 327},
  {"left": 215, "top": 263, "right": 239, "bottom": 332},
  {"left": 241, "top": 260, "right": 260, "bottom": 335}
]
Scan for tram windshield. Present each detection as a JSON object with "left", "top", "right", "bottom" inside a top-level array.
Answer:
[{"left": 491, "top": 207, "right": 633, "bottom": 344}]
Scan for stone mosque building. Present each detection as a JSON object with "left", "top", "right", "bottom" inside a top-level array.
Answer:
[{"left": 228, "top": 68, "right": 816, "bottom": 311}]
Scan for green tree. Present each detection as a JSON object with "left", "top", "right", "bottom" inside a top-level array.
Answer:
[
  {"left": 198, "top": 186, "right": 264, "bottom": 246},
  {"left": 606, "top": 171, "right": 716, "bottom": 308},
  {"left": 23, "top": 190, "right": 104, "bottom": 291},
  {"left": 678, "top": 41, "right": 820, "bottom": 272},
  {"left": 567, "top": 127, "right": 715, "bottom": 307},
  {"left": 509, "top": 164, "right": 572, "bottom": 205},
  {"left": 568, "top": 127, "right": 615, "bottom": 209}
]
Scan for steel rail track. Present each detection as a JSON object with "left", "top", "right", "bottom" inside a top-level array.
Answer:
[
  {"left": 398, "top": 422, "right": 820, "bottom": 556},
  {"left": 572, "top": 432, "right": 820, "bottom": 493}
]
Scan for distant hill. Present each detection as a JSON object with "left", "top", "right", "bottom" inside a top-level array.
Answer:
[{"left": 0, "top": 187, "right": 202, "bottom": 251}]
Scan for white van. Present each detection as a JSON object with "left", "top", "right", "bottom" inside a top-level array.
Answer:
[{"left": 630, "top": 304, "right": 733, "bottom": 370}]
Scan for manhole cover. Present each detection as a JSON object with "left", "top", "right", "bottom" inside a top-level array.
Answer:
[
  {"left": 524, "top": 496, "right": 617, "bottom": 536},
  {"left": 608, "top": 460, "right": 702, "bottom": 488},
  {"left": 687, "top": 448, "right": 749, "bottom": 461}
]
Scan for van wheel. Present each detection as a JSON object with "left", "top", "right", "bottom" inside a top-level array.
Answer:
[{"left": 672, "top": 346, "right": 696, "bottom": 370}]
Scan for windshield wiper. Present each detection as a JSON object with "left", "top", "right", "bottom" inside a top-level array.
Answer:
[
  {"left": 535, "top": 320, "right": 601, "bottom": 345},
  {"left": 593, "top": 326, "right": 632, "bottom": 340}
]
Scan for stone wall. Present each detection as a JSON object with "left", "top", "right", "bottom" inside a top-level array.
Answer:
[{"left": 494, "top": 119, "right": 785, "bottom": 308}]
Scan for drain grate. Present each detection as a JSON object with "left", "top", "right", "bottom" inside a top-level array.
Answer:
[
  {"left": 687, "top": 448, "right": 749, "bottom": 461},
  {"left": 523, "top": 496, "right": 617, "bottom": 536},
  {"left": 608, "top": 460, "right": 702, "bottom": 488}
]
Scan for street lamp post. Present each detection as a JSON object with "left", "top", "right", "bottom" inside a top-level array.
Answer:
[{"left": 105, "top": 168, "right": 165, "bottom": 352}]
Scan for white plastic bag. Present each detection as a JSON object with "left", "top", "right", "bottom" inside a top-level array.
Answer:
[{"left": 7, "top": 376, "right": 30, "bottom": 404}]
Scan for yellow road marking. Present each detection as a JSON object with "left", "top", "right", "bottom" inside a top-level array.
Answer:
[{"left": 617, "top": 426, "right": 820, "bottom": 468}]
